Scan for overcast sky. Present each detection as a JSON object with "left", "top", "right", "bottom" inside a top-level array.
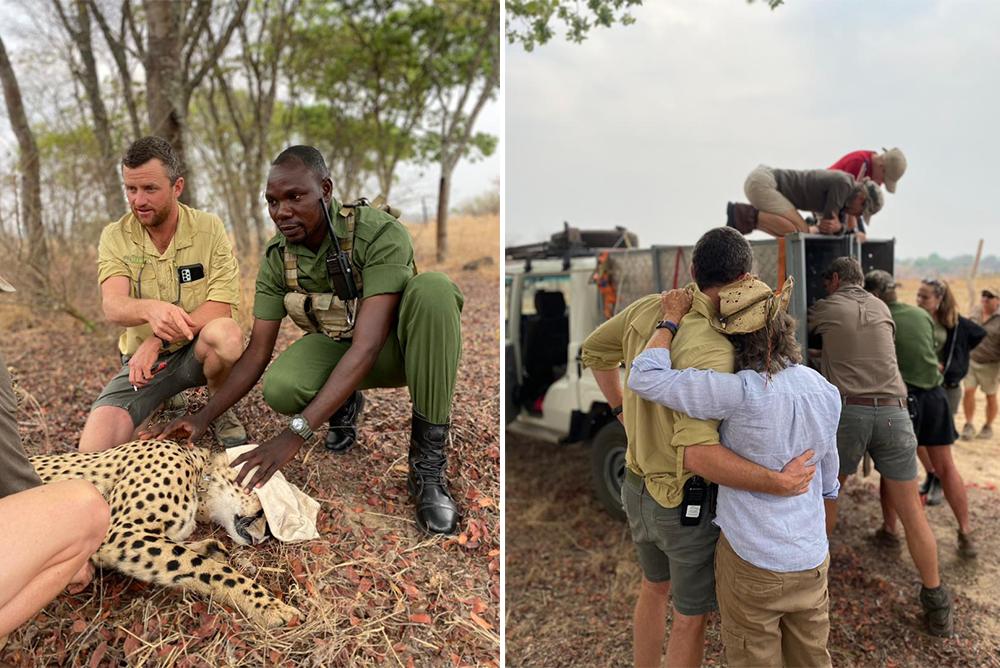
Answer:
[{"left": 506, "top": 0, "right": 998, "bottom": 259}]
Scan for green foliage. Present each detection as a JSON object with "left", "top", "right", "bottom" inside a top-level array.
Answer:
[{"left": 506, "top": 0, "right": 642, "bottom": 51}]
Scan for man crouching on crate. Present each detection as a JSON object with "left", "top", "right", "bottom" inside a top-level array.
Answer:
[
  {"left": 581, "top": 226, "right": 817, "bottom": 667},
  {"left": 145, "top": 145, "right": 465, "bottom": 536}
]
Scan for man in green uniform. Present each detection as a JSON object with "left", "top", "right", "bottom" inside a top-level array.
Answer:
[
  {"left": 81, "top": 136, "right": 247, "bottom": 452},
  {"left": 150, "top": 145, "right": 463, "bottom": 535}
]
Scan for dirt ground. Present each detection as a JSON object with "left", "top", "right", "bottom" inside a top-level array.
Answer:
[
  {"left": 0, "top": 216, "right": 499, "bottom": 667},
  {"left": 505, "top": 391, "right": 1000, "bottom": 667}
]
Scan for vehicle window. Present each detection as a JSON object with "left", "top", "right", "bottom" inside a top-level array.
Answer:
[{"left": 521, "top": 274, "right": 571, "bottom": 315}]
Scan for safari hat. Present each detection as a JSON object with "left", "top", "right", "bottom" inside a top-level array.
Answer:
[
  {"left": 881, "top": 147, "right": 907, "bottom": 193},
  {"left": 862, "top": 179, "right": 884, "bottom": 219},
  {"left": 709, "top": 275, "right": 794, "bottom": 335},
  {"left": 982, "top": 287, "right": 1000, "bottom": 299}
]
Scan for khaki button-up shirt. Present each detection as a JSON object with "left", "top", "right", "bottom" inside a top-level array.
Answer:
[
  {"left": 98, "top": 203, "right": 240, "bottom": 355},
  {"left": 581, "top": 286, "right": 734, "bottom": 509},
  {"left": 807, "top": 284, "right": 907, "bottom": 398},
  {"left": 970, "top": 312, "right": 1000, "bottom": 364}
]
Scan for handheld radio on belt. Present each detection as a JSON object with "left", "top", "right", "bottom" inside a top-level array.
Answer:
[{"left": 319, "top": 198, "right": 360, "bottom": 302}]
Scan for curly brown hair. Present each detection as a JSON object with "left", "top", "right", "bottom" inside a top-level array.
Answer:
[{"left": 729, "top": 311, "right": 802, "bottom": 376}]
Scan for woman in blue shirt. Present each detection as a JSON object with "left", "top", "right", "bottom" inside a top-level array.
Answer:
[{"left": 628, "top": 278, "right": 841, "bottom": 668}]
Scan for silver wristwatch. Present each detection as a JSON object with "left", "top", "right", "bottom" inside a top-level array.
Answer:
[{"left": 288, "top": 414, "right": 314, "bottom": 440}]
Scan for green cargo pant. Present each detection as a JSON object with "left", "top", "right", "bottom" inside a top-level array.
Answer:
[{"left": 262, "top": 271, "right": 463, "bottom": 424}]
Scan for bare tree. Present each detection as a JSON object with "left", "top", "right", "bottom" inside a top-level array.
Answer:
[
  {"left": 0, "top": 34, "right": 49, "bottom": 274},
  {"left": 51, "top": 0, "right": 123, "bottom": 215}
]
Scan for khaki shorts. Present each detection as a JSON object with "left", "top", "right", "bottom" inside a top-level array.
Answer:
[
  {"left": 715, "top": 533, "right": 831, "bottom": 668},
  {"left": 744, "top": 165, "right": 796, "bottom": 215},
  {"left": 621, "top": 470, "right": 720, "bottom": 616},
  {"left": 91, "top": 343, "right": 207, "bottom": 426},
  {"left": 836, "top": 404, "right": 918, "bottom": 481},
  {"left": 964, "top": 360, "right": 1000, "bottom": 395}
]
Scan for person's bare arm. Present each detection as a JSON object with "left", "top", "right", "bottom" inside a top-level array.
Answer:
[
  {"left": 684, "top": 445, "right": 815, "bottom": 496},
  {"left": 231, "top": 293, "right": 400, "bottom": 489},
  {"left": 142, "top": 317, "right": 281, "bottom": 442},
  {"left": 591, "top": 367, "right": 624, "bottom": 423},
  {"left": 101, "top": 276, "right": 195, "bottom": 342}
]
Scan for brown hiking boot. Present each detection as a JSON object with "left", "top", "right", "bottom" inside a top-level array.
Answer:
[
  {"left": 212, "top": 407, "right": 248, "bottom": 447},
  {"left": 920, "top": 585, "right": 954, "bottom": 637},
  {"left": 958, "top": 531, "right": 978, "bottom": 559},
  {"left": 726, "top": 202, "right": 759, "bottom": 235}
]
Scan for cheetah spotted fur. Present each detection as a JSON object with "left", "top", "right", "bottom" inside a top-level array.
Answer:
[{"left": 30, "top": 439, "right": 300, "bottom": 628}]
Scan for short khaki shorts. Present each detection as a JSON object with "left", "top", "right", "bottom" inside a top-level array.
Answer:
[
  {"left": 964, "top": 360, "right": 1000, "bottom": 395},
  {"left": 621, "top": 470, "right": 720, "bottom": 616},
  {"left": 744, "top": 165, "right": 796, "bottom": 215},
  {"left": 836, "top": 404, "right": 918, "bottom": 481},
  {"left": 91, "top": 343, "right": 207, "bottom": 426}
]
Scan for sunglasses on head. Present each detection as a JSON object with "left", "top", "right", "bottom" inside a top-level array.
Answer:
[{"left": 983, "top": 291, "right": 999, "bottom": 299}]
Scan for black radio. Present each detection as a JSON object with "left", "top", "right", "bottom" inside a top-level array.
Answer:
[{"left": 319, "top": 198, "right": 360, "bottom": 301}]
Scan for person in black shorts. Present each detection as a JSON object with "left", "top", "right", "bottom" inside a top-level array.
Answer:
[{"left": 865, "top": 270, "right": 976, "bottom": 559}]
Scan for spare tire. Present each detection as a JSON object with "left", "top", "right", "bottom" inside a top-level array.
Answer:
[{"left": 590, "top": 421, "right": 627, "bottom": 521}]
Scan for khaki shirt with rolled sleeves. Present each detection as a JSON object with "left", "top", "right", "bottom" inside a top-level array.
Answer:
[
  {"left": 581, "top": 286, "right": 734, "bottom": 509},
  {"left": 253, "top": 198, "right": 415, "bottom": 321},
  {"left": 970, "top": 312, "right": 1000, "bottom": 365},
  {"left": 97, "top": 203, "right": 241, "bottom": 356},
  {"left": 807, "top": 285, "right": 908, "bottom": 398}
]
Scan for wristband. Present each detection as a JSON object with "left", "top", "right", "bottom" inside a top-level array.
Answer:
[
  {"left": 655, "top": 320, "right": 679, "bottom": 335},
  {"left": 611, "top": 405, "right": 623, "bottom": 417}
]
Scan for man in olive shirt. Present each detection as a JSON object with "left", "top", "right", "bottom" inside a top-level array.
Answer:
[
  {"left": 808, "top": 258, "right": 954, "bottom": 636},
  {"left": 962, "top": 287, "right": 1000, "bottom": 439},
  {"left": 582, "top": 227, "right": 817, "bottom": 667},
  {"left": 151, "top": 146, "right": 464, "bottom": 535},
  {"left": 865, "top": 270, "right": 975, "bottom": 559}
]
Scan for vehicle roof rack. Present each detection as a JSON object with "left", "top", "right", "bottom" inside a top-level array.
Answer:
[{"left": 505, "top": 223, "right": 639, "bottom": 261}]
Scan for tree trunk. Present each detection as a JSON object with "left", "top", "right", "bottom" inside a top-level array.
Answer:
[
  {"left": 55, "top": 0, "right": 123, "bottom": 215},
  {"left": 435, "top": 172, "right": 450, "bottom": 263},
  {"left": 144, "top": 0, "right": 196, "bottom": 205},
  {"left": 0, "top": 36, "right": 49, "bottom": 275}
]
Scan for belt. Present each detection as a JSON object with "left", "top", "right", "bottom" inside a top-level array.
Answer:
[{"left": 844, "top": 396, "right": 905, "bottom": 407}]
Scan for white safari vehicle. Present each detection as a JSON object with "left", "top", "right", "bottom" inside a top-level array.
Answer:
[{"left": 505, "top": 225, "right": 894, "bottom": 519}]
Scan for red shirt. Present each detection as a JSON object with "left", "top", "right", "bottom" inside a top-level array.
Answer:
[{"left": 829, "top": 150, "right": 875, "bottom": 181}]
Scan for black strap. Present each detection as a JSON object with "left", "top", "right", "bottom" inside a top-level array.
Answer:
[{"left": 943, "top": 325, "right": 958, "bottom": 377}]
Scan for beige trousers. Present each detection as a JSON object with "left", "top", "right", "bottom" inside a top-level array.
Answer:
[
  {"left": 744, "top": 165, "right": 797, "bottom": 214},
  {"left": 715, "top": 533, "right": 831, "bottom": 668}
]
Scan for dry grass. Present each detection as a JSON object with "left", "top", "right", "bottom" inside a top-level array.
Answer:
[{"left": 0, "top": 214, "right": 500, "bottom": 667}]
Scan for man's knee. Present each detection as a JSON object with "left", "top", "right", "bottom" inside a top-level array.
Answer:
[
  {"left": 197, "top": 317, "right": 244, "bottom": 365},
  {"left": 404, "top": 272, "right": 463, "bottom": 312},
  {"left": 80, "top": 405, "right": 134, "bottom": 452},
  {"left": 261, "top": 368, "right": 302, "bottom": 416},
  {"left": 639, "top": 577, "right": 671, "bottom": 598},
  {"left": 671, "top": 608, "right": 708, "bottom": 631},
  {"left": 61, "top": 479, "right": 110, "bottom": 549}
]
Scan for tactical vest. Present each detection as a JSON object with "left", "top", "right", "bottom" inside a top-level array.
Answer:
[{"left": 283, "top": 203, "right": 365, "bottom": 340}]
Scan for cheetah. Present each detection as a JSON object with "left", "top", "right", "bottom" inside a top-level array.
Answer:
[{"left": 29, "top": 439, "right": 301, "bottom": 628}]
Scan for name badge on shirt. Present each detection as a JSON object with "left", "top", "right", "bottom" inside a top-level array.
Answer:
[{"left": 177, "top": 264, "right": 205, "bottom": 284}]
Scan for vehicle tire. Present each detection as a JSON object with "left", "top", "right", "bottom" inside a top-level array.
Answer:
[{"left": 590, "top": 421, "right": 627, "bottom": 521}]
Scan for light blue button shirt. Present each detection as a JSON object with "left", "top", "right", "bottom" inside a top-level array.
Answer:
[{"left": 628, "top": 348, "right": 841, "bottom": 572}]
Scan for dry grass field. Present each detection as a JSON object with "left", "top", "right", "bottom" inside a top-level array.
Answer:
[
  {"left": 0, "top": 214, "right": 499, "bottom": 667},
  {"left": 506, "top": 267, "right": 1000, "bottom": 666}
]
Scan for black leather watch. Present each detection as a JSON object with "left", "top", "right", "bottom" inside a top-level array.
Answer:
[
  {"left": 655, "top": 320, "right": 679, "bottom": 335},
  {"left": 288, "top": 414, "right": 314, "bottom": 440}
]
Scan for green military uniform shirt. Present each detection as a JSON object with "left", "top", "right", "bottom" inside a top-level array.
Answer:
[
  {"left": 254, "top": 197, "right": 415, "bottom": 320},
  {"left": 581, "top": 286, "right": 735, "bottom": 509},
  {"left": 98, "top": 203, "right": 241, "bottom": 355},
  {"left": 889, "top": 301, "right": 944, "bottom": 390}
]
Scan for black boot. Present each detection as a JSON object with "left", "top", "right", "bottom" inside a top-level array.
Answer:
[
  {"left": 726, "top": 202, "right": 759, "bottom": 235},
  {"left": 325, "top": 391, "right": 364, "bottom": 453},
  {"left": 408, "top": 413, "right": 460, "bottom": 535}
]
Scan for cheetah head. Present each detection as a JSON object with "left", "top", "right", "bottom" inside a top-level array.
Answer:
[{"left": 196, "top": 451, "right": 269, "bottom": 546}]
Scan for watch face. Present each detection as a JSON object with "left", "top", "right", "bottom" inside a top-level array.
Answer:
[{"left": 291, "top": 417, "right": 305, "bottom": 431}]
